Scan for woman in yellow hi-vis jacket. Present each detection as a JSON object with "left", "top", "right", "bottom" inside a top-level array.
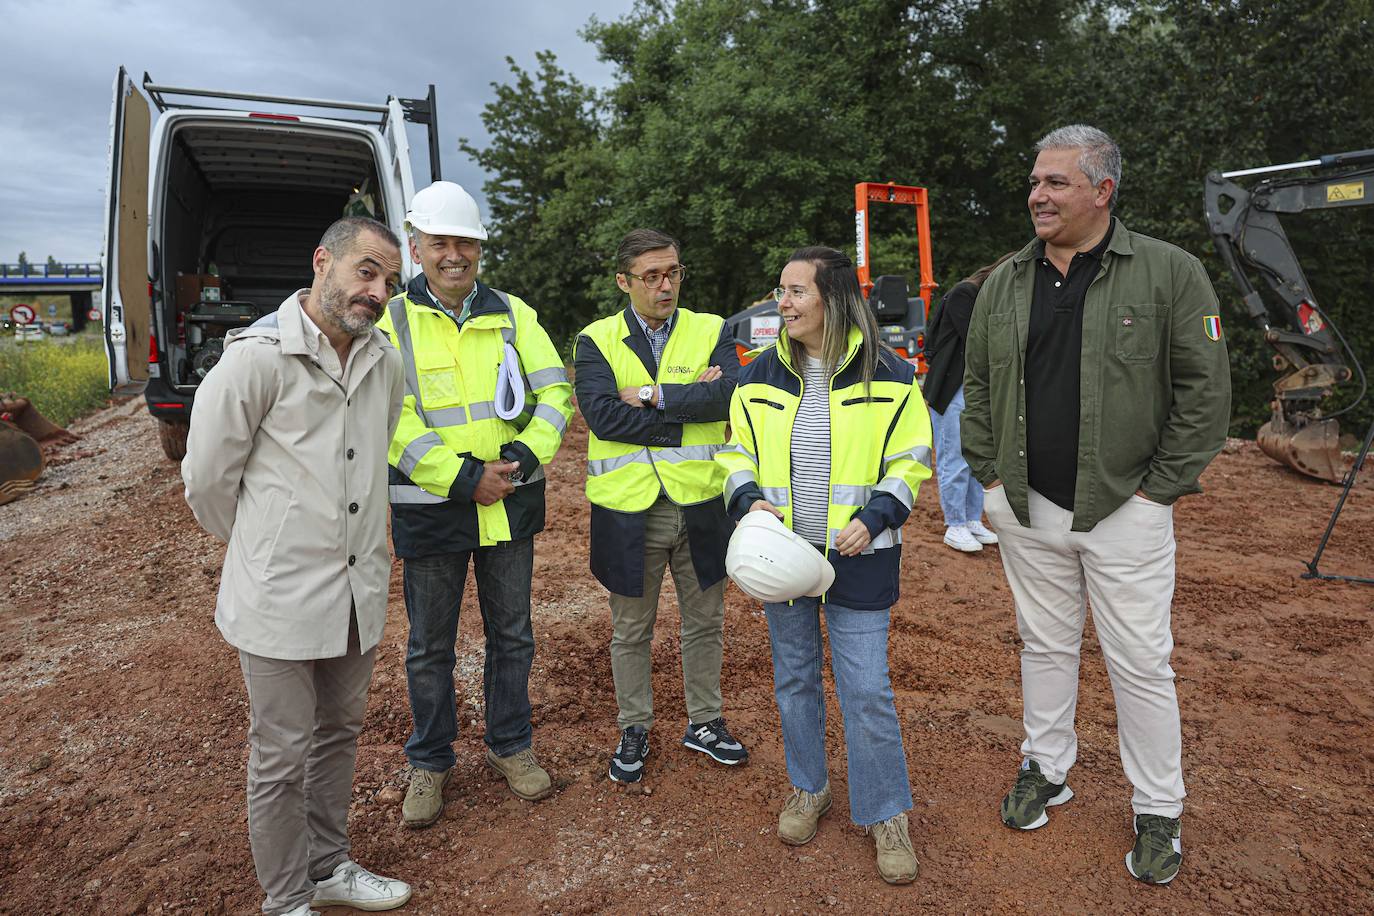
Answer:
[{"left": 716, "top": 246, "right": 933, "bottom": 885}]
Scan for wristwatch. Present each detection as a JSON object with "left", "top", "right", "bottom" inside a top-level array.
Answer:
[{"left": 638, "top": 385, "right": 656, "bottom": 406}]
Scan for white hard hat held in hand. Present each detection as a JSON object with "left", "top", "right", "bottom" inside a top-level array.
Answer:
[
  {"left": 404, "top": 181, "right": 488, "bottom": 240},
  {"left": 726, "top": 511, "right": 836, "bottom": 603}
]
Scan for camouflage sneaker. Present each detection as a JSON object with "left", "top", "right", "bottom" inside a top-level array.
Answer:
[
  {"left": 1000, "top": 759, "right": 1073, "bottom": 830},
  {"left": 1126, "top": 814, "right": 1182, "bottom": 885},
  {"left": 402, "top": 766, "right": 451, "bottom": 828},
  {"left": 485, "top": 747, "right": 553, "bottom": 801},
  {"left": 777, "top": 783, "right": 832, "bottom": 846}
]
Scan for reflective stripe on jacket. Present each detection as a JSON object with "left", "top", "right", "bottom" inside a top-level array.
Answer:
[
  {"left": 573, "top": 306, "right": 740, "bottom": 596},
  {"left": 577, "top": 308, "right": 728, "bottom": 510},
  {"left": 716, "top": 326, "right": 933, "bottom": 610},
  {"left": 378, "top": 276, "right": 572, "bottom": 556}
]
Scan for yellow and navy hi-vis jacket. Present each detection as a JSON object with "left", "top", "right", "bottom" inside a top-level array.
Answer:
[
  {"left": 378, "top": 276, "right": 573, "bottom": 557},
  {"left": 715, "top": 326, "right": 933, "bottom": 610},
  {"left": 573, "top": 306, "right": 739, "bottom": 596}
]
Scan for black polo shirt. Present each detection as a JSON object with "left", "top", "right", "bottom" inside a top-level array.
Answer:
[{"left": 1025, "top": 222, "right": 1115, "bottom": 511}]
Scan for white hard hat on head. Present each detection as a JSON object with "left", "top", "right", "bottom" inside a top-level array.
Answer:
[
  {"left": 404, "top": 180, "right": 488, "bottom": 240},
  {"left": 726, "top": 511, "right": 836, "bottom": 603}
]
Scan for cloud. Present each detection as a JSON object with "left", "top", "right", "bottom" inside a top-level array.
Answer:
[{"left": 0, "top": 0, "right": 627, "bottom": 262}]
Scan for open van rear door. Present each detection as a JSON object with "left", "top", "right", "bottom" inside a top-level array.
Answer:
[
  {"left": 101, "top": 67, "right": 152, "bottom": 395},
  {"left": 384, "top": 98, "right": 418, "bottom": 264}
]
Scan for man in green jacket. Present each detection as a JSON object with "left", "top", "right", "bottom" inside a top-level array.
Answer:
[{"left": 963, "top": 124, "right": 1230, "bottom": 886}]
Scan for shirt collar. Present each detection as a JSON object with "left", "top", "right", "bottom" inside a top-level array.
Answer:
[
  {"left": 1034, "top": 218, "right": 1116, "bottom": 265},
  {"left": 422, "top": 279, "right": 478, "bottom": 319},
  {"left": 296, "top": 291, "right": 370, "bottom": 366},
  {"left": 630, "top": 306, "right": 674, "bottom": 338},
  {"left": 296, "top": 291, "right": 326, "bottom": 353}
]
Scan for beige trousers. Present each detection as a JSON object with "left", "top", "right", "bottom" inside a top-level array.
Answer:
[
  {"left": 608, "top": 496, "right": 725, "bottom": 731},
  {"left": 985, "top": 486, "right": 1185, "bottom": 818},
  {"left": 238, "top": 614, "right": 376, "bottom": 914}
]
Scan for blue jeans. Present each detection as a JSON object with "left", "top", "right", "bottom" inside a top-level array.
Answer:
[
  {"left": 402, "top": 537, "right": 535, "bottom": 770},
  {"left": 930, "top": 385, "right": 984, "bottom": 527},
  {"left": 764, "top": 597, "right": 913, "bottom": 826}
]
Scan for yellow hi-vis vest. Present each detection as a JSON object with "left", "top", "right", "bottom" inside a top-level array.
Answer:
[
  {"left": 578, "top": 308, "right": 728, "bottom": 512},
  {"left": 378, "top": 284, "right": 572, "bottom": 548}
]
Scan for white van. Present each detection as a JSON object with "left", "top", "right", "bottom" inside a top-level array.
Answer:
[{"left": 102, "top": 68, "right": 438, "bottom": 460}]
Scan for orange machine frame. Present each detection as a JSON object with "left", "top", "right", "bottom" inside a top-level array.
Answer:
[{"left": 854, "top": 182, "right": 936, "bottom": 311}]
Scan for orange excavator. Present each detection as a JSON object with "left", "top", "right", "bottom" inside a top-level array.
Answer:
[
  {"left": 726, "top": 182, "right": 937, "bottom": 366},
  {"left": 0, "top": 394, "right": 78, "bottom": 505}
]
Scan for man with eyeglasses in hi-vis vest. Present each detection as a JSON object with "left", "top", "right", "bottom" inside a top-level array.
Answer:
[
  {"left": 378, "top": 181, "right": 573, "bottom": 827},
  {"left": 574, "top": 228, "right": 749, "bottom": 786}
]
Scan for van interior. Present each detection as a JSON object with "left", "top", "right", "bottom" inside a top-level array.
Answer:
[{"left": 157, "top": 121, "right": 387, "bottom": 387}]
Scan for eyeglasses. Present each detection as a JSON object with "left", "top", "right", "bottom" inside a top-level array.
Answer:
[
  {"left": 622, "top": 266, "right": 687, "bottom": 288},
  {"left": 772, "top": 286, "right": 815, "bottom": 302}
]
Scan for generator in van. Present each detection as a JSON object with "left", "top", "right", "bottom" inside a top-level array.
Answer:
[{"left": 102, "top": 68, "right": 440, "bottom": 460}]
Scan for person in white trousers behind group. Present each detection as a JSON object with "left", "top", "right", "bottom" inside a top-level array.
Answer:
[{"left": 962, "top": 125, "right": 1231, "bottom": 886}]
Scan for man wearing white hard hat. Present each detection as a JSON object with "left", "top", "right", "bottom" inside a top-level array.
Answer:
[
  {"left": 377, "top": 181, "right": 573, "bottom": 827},
  {"left": 717, "top": 245, "right": 933, "bottom": 885}
]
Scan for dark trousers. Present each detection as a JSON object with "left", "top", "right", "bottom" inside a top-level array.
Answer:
[{"left": 402, "top": 537, "right": 536, "bottom": 770}]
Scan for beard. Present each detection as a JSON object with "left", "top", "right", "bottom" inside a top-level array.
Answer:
[{"left": 319, "top": 273, "right": 380, "bottom": 339}]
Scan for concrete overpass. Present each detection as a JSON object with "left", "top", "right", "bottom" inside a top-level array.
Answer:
[{"left": 0, "top": 263, "right": 101, "bottom": 332}]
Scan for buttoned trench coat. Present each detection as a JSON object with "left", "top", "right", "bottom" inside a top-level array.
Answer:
[{"left": 183, "top": 290, "right": 403, "bottom": 660}]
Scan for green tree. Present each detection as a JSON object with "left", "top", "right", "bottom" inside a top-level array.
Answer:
[
  {"left": 459, "top": 51, "right": 609, "bottom": 346},
  {"left": 464, "top": 0, "right": 1374, "bottom": 438}
]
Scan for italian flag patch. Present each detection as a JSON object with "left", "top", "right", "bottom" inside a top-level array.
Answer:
[{"left": 1203, "top": 314, "right": 1222, "bottom": 341}]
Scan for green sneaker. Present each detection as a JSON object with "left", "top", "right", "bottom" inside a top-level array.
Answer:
[
  {"left": 999, "top": 759, "right": 1073, "bottom": 830},
  {"left": 1126, "top": 814, "right": 1182, "bottom": 885}
]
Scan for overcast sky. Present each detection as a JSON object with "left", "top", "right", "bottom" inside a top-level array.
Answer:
[{"left": 0, "top": 0, "right": 632, "bottom": 264}]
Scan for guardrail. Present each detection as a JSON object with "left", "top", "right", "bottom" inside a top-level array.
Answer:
[{"left": 0, "top": 263, "right": 102, "bottom": 278}]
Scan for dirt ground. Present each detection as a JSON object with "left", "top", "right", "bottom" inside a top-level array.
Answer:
[{"left": 1, "top": 400, "right": 1371, "bottom": 914}]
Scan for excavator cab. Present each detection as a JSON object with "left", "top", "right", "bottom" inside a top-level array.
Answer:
[
  {"left": 867, "top": 273, "right": 927, "bottom": 365},
  {"left": 726, "top": 181, "right": 936, "bottom": 366}
]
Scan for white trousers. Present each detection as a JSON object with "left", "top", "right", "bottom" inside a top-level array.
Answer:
[{"left": 985, "top": 486, "right": 1184, "bottom": 818}]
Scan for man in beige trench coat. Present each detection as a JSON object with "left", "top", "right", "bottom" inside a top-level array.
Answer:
[{"left": 184, "top": 216, "right": 412, "bottom": 915}]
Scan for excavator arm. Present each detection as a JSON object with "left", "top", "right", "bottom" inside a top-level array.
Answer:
[{"left": 1204, "top": 148, "right": 1374, "bottom": 481}]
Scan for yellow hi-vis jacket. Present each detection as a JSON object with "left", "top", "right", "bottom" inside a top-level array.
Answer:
[
  {"left": 572, "top": 306, "right": 739, "bottom": 595},
  {"left": 379, "top": 277, "right": 572, "bottom": 556},
  {"left": 715, "top": 326, "right": 933, "bottom": 609}
]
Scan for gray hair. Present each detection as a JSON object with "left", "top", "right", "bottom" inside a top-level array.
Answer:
[
  {"left": 1036, "top": 124, "right": 1121, "bottom": 209},
  {"left": 319, "top": 216, "right": 400, "bottom": 255}
]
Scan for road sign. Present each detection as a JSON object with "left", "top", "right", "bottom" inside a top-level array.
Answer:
[
  {"left": 88, "top": 308, "right": 101, "bottom": 321},
  {"left": 10, "top": 304, "right": 35, "bottom": 325},
  {"left": 47, "top": 304, "right": 57, "bottom": 316}
]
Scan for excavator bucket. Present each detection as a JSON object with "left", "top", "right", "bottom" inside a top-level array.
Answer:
[
  {"left": 0, "top": 393, "right": 78, "bottom": 447},
  {"left": 0, "top": 422, "right": 44, "bottom": 507},
  {"left": 1257, "top": 415, "right": 1345, "bottom": 483}
]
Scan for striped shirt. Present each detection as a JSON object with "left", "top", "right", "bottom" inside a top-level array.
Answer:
[{"left": 790, "top": 355, "right": 832, "bottom": 547}]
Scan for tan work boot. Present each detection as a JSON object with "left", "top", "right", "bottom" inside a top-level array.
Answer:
[
  {"left": 402, "top": 766, "right": 451, "bottom": 828},
  {"left": 867, "top": 812, "right": 919, "bottom": 884},
  {"left": 486, "top": 747, "right": 553, "bottom": 801},
  {"left": 777, "top": 783, "right": 832, "bottom": 846}
]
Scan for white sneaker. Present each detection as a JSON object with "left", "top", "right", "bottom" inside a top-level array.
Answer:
[
  {"left": 943, "top": 524, "right": 983, "bottom": 553},
  {"left": 281, "top": 906, "right": 319, "bottom": 916},
  {"left": 966, "top": 519, "right": 999, "bottom": 545},
  {"left": 312, "top": 860, "right": 412, "bottom": 911}
]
